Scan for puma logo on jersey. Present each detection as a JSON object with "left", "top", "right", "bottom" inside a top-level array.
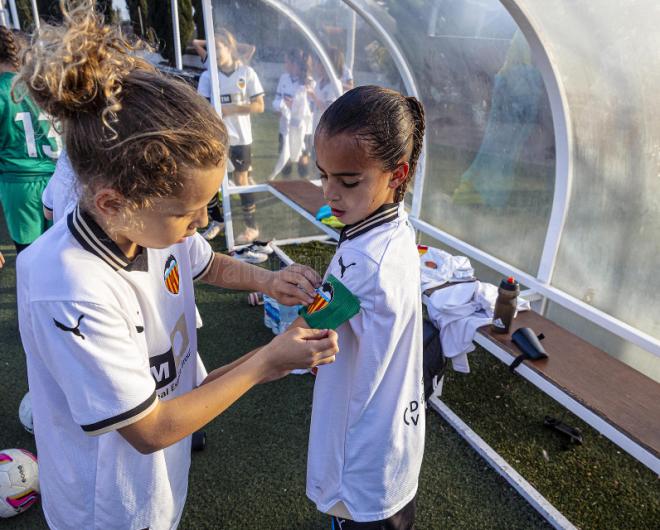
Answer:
[
  {"left": 53, "top": 315, "right": 85, "bottom": 340},
  {"left": 338, "top": 256, "right": 356, "bottom": 278}
]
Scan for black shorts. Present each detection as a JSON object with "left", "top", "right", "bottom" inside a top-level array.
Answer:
[
  {"left": 331, "top": 497, "right": 416, "bottom": 530},
  {"left": 229, "top": 145, "right": 251, "bottom": 173}
]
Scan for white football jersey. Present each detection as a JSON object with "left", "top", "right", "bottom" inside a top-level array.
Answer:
[
  {"left": 273, "top": 73, "right": 312, "bottom": 135},
  {"left": 41, "top": 149, "right": 77, "bottom": 223},
  {"left": 17, "top": 206, "right": 214, "bottom": 530},
  {"left": 197, "top": 63, "right": 264, "bottom": 146},
  {"left": 311, "top": 79, "right": 339, "bottom": 133},
  {"left": 306, "top": 202, "right": 425, "bottom": 522}
]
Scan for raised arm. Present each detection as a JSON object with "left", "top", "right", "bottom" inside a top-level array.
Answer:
[
  {"left": 200, "top": 252, "right": 320, "bottom": 306},
  {"left": 119, "top": 326, "right": 338, "bottom": 453}
]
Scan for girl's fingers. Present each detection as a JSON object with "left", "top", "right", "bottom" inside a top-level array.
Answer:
[{"left": 313, "top": 354, "right": 336, "bottom": 367}]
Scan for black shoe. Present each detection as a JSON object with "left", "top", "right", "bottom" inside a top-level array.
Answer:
[{"left": 191, "top": 430, "right": 207, "bottom": 451}]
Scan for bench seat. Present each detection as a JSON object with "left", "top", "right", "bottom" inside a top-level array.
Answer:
[{"left": 477, "top": 311, "right": 660, "bottom": 463}]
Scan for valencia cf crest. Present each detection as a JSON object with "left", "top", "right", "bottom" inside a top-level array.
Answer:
[
  {"left": 164, "top": 255, "right": 180, "bottom": 295},
  {"left": 237, "top": 77, "right": 246, "bottom": 90},
  {"left": 307, "top": 282, "right": 334, "bottom": 314}
]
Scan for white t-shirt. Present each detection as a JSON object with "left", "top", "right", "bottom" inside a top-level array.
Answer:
[
  {"left": 197, "top": 63, "right": 264, "bottom": 146},
  {"left": 41, "top": 149, "right": 77, "bottom": 223},
  {"left": 341, "top": 65, "right": 354, "bottom": 88},
  {"left": 306, "top": 203, "right": 425, "bottom": 522},
  {"left": 273, "top": 73, "right": 312, "bottom": 136},
  {"left": 17, "top": 206, "right": 214, "bottom": 530},
  {"left": 312, "top": 79, "right": 338, "bottom": 133}
]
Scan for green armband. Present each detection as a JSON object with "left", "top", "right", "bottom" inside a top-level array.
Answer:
[{"left": 299, "top": 274, "right": 361, "bottom": 329}]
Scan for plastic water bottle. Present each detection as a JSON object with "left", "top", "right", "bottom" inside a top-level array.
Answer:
[
  {"left": 278, "top": 303, "right": 302, "bottom": 334},
  {"left": 491, "top": 276, "right": 520, "bottom": 334},
  {"left": 263, "top": 295, "right": 280, "bottom": 333},
  {"left": 263, "top": 295, "right": 301, "bottom": 335}
]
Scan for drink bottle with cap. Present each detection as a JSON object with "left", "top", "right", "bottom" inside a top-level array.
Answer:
[{"left": 491, "top": 276, "right": 520, "bottom": 334}]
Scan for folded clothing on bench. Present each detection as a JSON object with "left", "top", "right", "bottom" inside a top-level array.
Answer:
[{"left": 421, "top": 249, "right": 530, "bottom": 373}]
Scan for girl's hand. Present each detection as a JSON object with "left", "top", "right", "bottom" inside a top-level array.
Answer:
[
  {"left": 266, "top": 263, "right": 321, "bottom": 306},
  {"left": 258, "top": 327, "right": 338, "bottom": 382}
]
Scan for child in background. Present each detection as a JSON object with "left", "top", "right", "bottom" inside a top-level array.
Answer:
[
  {"left": 15, "top": 5, "right": 337, "bottom": 529},
  {"left": 272, "top": 48, "right": 313, "bottom": 179},
  {"left": 0, "top": 26, "right": 60, "bottom": 253},
  {"left": 308, "top": 47, "right": 346, "bottom": 135},
  {"left": 197, "top": 29, "right": 265, "bottom": 244},
  {"left": 42, "top": 148, "right": 76, "bottom": 222},
  {"left": 298, "top": 86, "right": 426, "bottom": 529}
]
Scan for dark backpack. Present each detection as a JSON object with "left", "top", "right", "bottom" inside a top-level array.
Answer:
[{"left": 423, "top": 318, "right": 447, "bottom": 401}]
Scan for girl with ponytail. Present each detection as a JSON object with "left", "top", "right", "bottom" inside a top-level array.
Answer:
[
  {"left": 0, "top": 26, "right": 59, "bottom": 253},
  {"left": 15, "top": 3, "right": 337, "bottom": 529},
  {"left": 295, "top": 85, "right": 427, "bottom": 528}
]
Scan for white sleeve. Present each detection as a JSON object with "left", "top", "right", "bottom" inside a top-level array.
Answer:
[
  {"left": 187, "top": 233, "right": 214, "bottom": 281},
  {"left": 28, "top": 300, "right": 157, "bottom": 435},
  {"left": 272, "top": 74, "right": 289, "bottom": 118},
  {"left": 197, "top": 70, "right": 211, "bottom": 99},
  {"left": 42, "top": 176, "right": 54, "bottom": 211},
  {"left": 326, "top": 248, "right": 379, "bottom": 314},
  {"left": 247, "top": 67, "right": 265, "bottom": 99},
  {"left": 342, "top": 65, "right": 354, "bottom": 84}
]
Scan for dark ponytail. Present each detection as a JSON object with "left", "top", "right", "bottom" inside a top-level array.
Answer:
[
  {"left": 0, "top": 26, "right": 21, "bottom": 71},
  {"left": 316, "top": 85, "right": 425, "bottom": 202},
  {"left": 397, "top": 95, "right": 425, "bottom": 201}
]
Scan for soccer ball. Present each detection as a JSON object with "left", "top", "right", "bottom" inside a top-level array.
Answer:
[
  {"left": 19, "top": 392, "right": 33, "bottom": 434},
  {"left": 0, "top": 449, "right": 40, "bottom": 518}
]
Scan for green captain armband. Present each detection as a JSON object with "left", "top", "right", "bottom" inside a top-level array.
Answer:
[{"left": 299, "top": 274, "right": 361, "bottom": 330}]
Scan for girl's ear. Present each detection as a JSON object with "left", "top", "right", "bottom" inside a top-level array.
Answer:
[
  {"left": 389, "top": 161, "right": 410, "bottom": 190},
  {"left": 94, "top": 188, "right": 127, "bottom": 218}
]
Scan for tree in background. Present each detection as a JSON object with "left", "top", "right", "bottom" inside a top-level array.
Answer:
[
  {"left": 141, "top": 0, "right": 193, "bottom": 65},
  {"left": 125, "top": 0, "right": 149, "bottom": 37},
  {"left": 192, "top": 0, "right": 204, "bottom": 40},
  {"left": 14, "top": 0, "right": 34, "bottom": 30},
  {"left": 13, "top": 0, "right": 115, "bottom": 30}
]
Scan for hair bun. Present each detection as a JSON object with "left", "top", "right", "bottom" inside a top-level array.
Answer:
[{"left": 18, "top": 0, "right": 152, "bottom": 128}]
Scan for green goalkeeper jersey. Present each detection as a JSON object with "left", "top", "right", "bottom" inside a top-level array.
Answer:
[{"left": 0, "top": 72, "right": 59, "bottom": 180}]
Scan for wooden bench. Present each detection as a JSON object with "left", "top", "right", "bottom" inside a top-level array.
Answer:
[
  {"left": 266, "top": 178, "right": 660, "bottom": 475},
  {"left": 475, "top": 311, "right": 660, "bottom": 473}
]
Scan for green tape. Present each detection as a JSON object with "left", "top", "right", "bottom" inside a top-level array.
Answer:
[{"left": 299, "top": 274, "right": 361, "bottom": 329}]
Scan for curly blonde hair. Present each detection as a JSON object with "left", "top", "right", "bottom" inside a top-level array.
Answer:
[{"left": 16, "top": 0, "right": 228, "bottom": 210}]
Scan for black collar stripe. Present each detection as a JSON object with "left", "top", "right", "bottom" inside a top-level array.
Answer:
[
  {"left": 68, "top": 207, "right": 129, "bottom": 271},
  {"left": 345, "top": 211, "right": 399, "bottom": 240},
  {"left": 72, "top": 209, "right": 127, "bottom": 270},
  {"left": 72, "top": 209, "right": 125, "bottom": 270},
  {"left": 340, "top": 203, "right": 400, "bottom": 243},
  {"left": 344, "top": 207, "right": 399, "bottom": 238}
]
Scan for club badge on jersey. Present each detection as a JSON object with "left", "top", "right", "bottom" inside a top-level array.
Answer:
[
  {"left": 164, "top": 255, "right": 180, "bottom": 295},
  {"left": 299, "top": 274, "right": 360, "bottom": 330}
]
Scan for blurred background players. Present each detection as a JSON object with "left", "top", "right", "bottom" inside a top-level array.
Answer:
[
  {"left": 197, "top": 29, "right": 265, "bottom": 244},
  {"left": 0, "top": 27, "right": 59, "bottom": 254}
]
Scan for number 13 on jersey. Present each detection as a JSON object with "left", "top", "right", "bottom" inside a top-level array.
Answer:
[{"left": 14, "top": 111, "right": 62, "bottom": 159}]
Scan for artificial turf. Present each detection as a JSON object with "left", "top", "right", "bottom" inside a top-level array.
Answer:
[{"left": 0, "top": 112, "right": 657, "bottom": 528}]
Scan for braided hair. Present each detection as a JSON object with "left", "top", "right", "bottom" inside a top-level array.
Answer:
[{"left": 0, "top": 26, "right": 20, "bottom": 70}]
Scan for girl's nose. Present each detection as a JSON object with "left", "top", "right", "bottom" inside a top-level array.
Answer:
[{"left": 191, "top": 206, "right": 208, "bottom": 230}]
